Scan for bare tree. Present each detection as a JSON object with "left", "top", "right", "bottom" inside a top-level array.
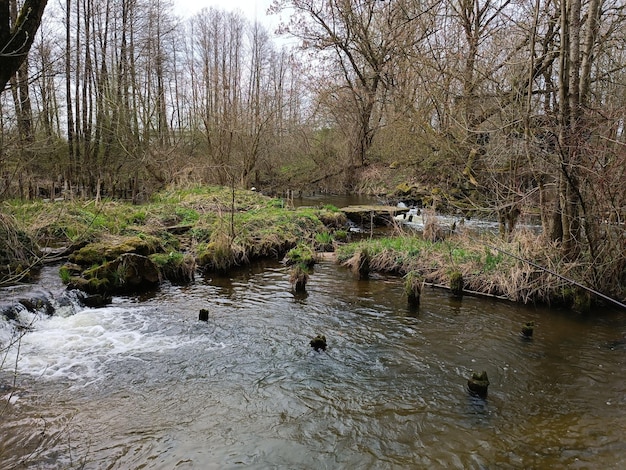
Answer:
[{"left": 271, "top": 0, "right": 436, "bottom": 187}]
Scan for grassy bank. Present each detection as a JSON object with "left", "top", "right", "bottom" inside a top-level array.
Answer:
[
  {"left": 1, "top": 185, "right": 346, "bottom": 292},
  {"left": 2, "top": 185, "right": 621, "bottom": 310},
  {"left": 336, "top": 229, "right": 602, "bottom": 310}
]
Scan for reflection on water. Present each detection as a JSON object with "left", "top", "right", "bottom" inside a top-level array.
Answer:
[{"left": 1, "top": 262, "right": 625, "bottom": 469}]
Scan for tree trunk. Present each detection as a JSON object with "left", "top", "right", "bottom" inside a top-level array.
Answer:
[
  {"left": 65, "top": 0, "right": 77, "bottom": 188},
  {"left": 0, "top": 0, "right": 48, "bottom": 92}
]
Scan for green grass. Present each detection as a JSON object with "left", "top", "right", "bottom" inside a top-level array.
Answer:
[
  {"left": 285, "top": 243, "right": 316, "bottom": 267},
  {"left": 315, "top": 231, "right": 333, "bottom": 245},
  {"left": 174, "top": 207, "right": 200, "bottom": 225},
  {"left": 59, "top": 265, "right": 71, "bottom": 284}
]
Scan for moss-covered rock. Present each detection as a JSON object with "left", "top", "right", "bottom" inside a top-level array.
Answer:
[
  {"left": 450, "top": 271, "right": 464, "bottom": 297},
  {"left": 404, "top": 270, "right": 423, "bottom": 307},
  {"left": 69, "top": 235, "right": 163, "bottom": 266},
  {"left": 70, "top": 253, "right": 161, "bottom": 295},
  {"left": 316, "top": 207, "right": 347, "bottom": 228},
  {"left": 521, "top": 321, "right": 534, "bottom": 338}
]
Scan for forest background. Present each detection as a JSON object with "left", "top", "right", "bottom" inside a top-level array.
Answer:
[{"left": 0, "top": 0, "right": 625, "bottom": 299}]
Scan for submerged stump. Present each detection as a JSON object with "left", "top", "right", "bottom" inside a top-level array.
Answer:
[
  {"left": 199, "top": 308, "right": 209, "bottom": 322},
  {"left": 354, "top": 248, "right": 370, "bottom": 280},
  {"left": 467, "top": 370, "right": 490, "bottom": 397},
  {"left": 573, "top": 288, "right": 591, "bottom": 313},
  {"left": 404, "top": 271, "right": 423, "bottom": 307},
  {"left": 450, "top": 271, "right": 464, "bottom": 298},
  {"left": 289, "top": 264, "right": 309, "bottom": 293},
  {"left": 310, "top": 334, "right": 327, "bottom": 352},
  {"left": 521, "top": 321, "right": 534, "bottom": 338}
]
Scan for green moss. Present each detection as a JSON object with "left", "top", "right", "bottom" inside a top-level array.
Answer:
[
  {"left": 150, "top": 252, "right": 195, "bottom": 283},
  {"left": 69, "top": 243, "right": 107, "bottom": 265},
  {"left": 310, "top": 205, "right": 348, "bottom": 229},
  {"left": 396, "top": 182, "right": 413, "bottom": 194},
  {"left": 69, "top": 235, "right": 163, "bottom": 266},
  {"left": 450, "top": 271, "right": 464, "bottom": 297},
  {"left": 151, "top": 251, "right": 183, "bottom": 267}
]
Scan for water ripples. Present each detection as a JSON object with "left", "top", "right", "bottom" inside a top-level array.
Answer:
[{"left": 1, "top": 260, "right": 625, "bottom": 468}]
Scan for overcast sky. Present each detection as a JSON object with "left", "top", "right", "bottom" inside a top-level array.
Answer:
[{"left": 173, "top": 0, "right": 277, "bottom": 24}]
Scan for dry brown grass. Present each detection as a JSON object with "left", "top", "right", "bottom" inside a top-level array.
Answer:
[
  {"left": 338, "top": 228, "right": 605, "bottom": 306},
  {"left": 422, "top": 209, "right": 446, "bottom": 242},
  {"left": 344, "top": 248, "right": 371, "bottom": 279},
  {"left": 0, "top": 212, "right": 40, "bottom": 285}
]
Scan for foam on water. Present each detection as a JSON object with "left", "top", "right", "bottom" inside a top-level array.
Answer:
[{"left": 3, "top": 305, "right": 224, "bottom": 387}]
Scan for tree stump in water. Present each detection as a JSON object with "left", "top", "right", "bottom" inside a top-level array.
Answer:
[
  {"left": 404, "top": 271, "right": 423, "bottom": 307},
  {"left": 310, "top": 334, "right": 327, "bottom": 352},
  {"left": 289, "top": 264, "right": 309, "bottom": 293},
  {"left": 355, "top": 248, "right": 370, "bottom": 280},
  {"left": 467, "top": 370, "right": 489, "bottom": 397},
  {"left": 450, "top": 271, "right": 464, "bottom": 298},
  {"left": 521, "top": 321, "right": 534, "bottom": 338},
  {"left": 199, "top": 308, "right": 209, "bottom": 321}
]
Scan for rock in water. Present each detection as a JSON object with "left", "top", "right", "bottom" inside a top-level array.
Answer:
[{"left": 199, "top": 308, "right": 209, "bottom": 321}]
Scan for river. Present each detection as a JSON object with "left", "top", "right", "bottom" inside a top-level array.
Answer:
[{"left": 1, "top": 257, "right": 625, "bottom": 469}]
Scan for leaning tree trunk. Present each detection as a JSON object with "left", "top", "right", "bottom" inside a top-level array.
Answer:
[{"left": 0, "top": 0, "right": 48, "bottom": 92}]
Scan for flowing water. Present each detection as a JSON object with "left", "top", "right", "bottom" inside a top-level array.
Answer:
[{"left": 1, "top": 260, "right": 625, "bottom": 469}]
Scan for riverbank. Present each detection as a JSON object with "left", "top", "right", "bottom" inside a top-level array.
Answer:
[
  {"left": 1, "top": 185, "right": 622, "bottom": 310},
  {"left": 335, "top": 231, "right": 589, "bottom": 309}
]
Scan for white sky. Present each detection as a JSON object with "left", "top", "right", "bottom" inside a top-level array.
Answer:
[{"left": 173, "top": 0, "right": 277, "bottom": 25}]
